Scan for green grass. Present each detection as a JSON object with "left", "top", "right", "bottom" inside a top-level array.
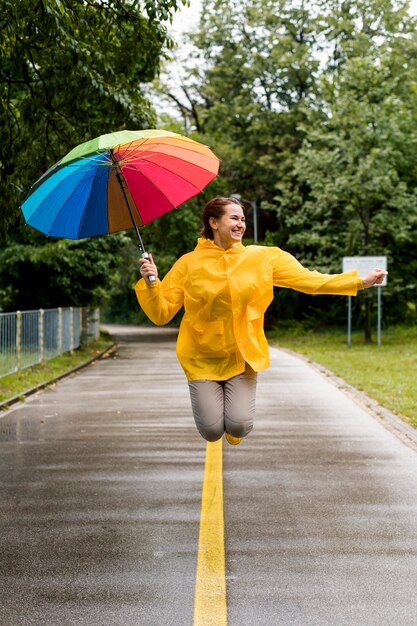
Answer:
[
  {"left": 0, "top": 333, "right": 115, "bottom": 405},
  {"left": 4, "top": 325, "right": 417, "bottom": 428},
  {"left": 268, "top": 325, "right": 417, "bottom": 427}
]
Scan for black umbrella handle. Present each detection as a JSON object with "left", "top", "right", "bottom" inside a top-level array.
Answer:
[{"left": 142, "top": 252, "right": 156, "bottom": 283}]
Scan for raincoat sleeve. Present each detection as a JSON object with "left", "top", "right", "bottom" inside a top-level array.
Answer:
[
  {"left": 134, "top": 256, "right": 187, "bottom": 325},
  {"left": 270, "top": 248, "right": 363, "bottom": 296}
]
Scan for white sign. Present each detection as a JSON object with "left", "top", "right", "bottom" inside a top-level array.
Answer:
[{"left": 342, "top": 256, "right": 387, "bottom": 286}]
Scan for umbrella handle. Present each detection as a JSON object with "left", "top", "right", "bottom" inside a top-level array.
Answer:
[{"left": 142, "top": 252, "right": 156, "bottom": 283}]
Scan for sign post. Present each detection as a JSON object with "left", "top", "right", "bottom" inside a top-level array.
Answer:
[{"left": 342, "top": 256, "right": 388, "bottom": 347}]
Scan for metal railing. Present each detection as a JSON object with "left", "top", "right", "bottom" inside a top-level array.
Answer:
[{"left": 0, "top": 307, "right": 100, "bottom": 378}]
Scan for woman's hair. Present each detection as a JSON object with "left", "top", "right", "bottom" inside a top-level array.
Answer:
[{"left": 200, "top": 196, "right": 243, "bottom": 239}]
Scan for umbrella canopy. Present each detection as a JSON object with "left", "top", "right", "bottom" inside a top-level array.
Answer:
[{"left": 21, "top": 129, "right": 220, "bottom": 247}]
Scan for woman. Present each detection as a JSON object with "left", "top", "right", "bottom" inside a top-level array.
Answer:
[{"left": 135, "top": 197, "right": 387, "bottom": 445}]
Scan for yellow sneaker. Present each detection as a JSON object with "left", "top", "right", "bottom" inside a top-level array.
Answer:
[{"left": 225, "top": 432, "right": 243, "bottom": 446}]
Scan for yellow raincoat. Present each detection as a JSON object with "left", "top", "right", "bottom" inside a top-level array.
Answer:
[{"left": 135, "top": 238, "right": 363, "bottom": 381}]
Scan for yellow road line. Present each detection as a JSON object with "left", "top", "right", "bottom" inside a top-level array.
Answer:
[{"left": 193, "top": 438, "right": 227, "bottom": 626}]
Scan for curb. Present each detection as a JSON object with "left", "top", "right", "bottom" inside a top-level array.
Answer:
[
  {"left": 276, "top": 346, "right": 417, "bottom": 453},
  {"left": 0, "top": 343, "right": 118, "bottom": 412}
]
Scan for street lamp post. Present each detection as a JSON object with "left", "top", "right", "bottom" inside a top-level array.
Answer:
[{"left": 231, "top": 194, "right": 258, "bottom": 242}]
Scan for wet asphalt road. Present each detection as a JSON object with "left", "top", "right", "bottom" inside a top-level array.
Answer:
[{"left": 1, "top": 324, "right": 417, "bottom": 625}]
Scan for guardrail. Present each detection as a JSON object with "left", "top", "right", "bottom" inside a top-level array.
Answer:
[{"left": 0, "top": 307, "right": 100, "bottom": 378}]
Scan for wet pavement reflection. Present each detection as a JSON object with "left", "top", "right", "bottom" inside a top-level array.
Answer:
[{"left": 2, "top": 324, "right": 417, "bottom": 625}]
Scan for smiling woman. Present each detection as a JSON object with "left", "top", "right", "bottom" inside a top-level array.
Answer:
[
  {"left": 135, "top": 196, "right": 387, "bottom": 446},
  {"left": 200, "top": 197, "right": 246, "bottom": 246}
]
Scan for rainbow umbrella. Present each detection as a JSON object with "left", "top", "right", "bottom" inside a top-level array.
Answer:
[{"left": 21, "top": 129, "right": 220, "bottom": 256}]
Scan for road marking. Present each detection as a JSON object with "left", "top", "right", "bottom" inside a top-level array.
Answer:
[{"left": 193, "top": 438, "right": 227, "bottom": 626}]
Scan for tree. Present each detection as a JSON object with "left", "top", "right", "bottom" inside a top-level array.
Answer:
[
  {"left": 0, "top": 234, "right": 129, "bottom": 311},
  {"left": 157, "top": 0, "right": 320, "bottom": 234},
  {"left": 156, "top": 0, "right": 417, "bottom": 336},
  {"left": 0, "top": 0, "right": 190, "bottom": 313},
  {"left": 0, "top": 0, "right": 188, "bottom": 238},
  {"left": 276, "top": 1, "right": 417, "bottom": 339}
]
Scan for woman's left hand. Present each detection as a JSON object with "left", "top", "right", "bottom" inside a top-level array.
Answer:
[{"left": 362, "top": 268, "right": 388, "bottom": 289}]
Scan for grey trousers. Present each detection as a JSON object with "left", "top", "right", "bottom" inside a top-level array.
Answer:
[{"left": 188, "top": 363, "right": 257, "bottom": 442}]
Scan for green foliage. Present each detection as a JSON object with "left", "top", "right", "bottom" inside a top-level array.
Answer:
[
  {"left": 155, "top": 0, "right": 417, "bottom": 334},
  {"left": 0, "top": 332, "right": 114, "bottom": 404},
  {"left": 3, "top": 0, "right": 417, "bottom": 331},
  {"left": 0, "top": 0, "right": 188, "bottom": 316},
  {"left": 0, "top": 233, "right": 129, "bottom": 311},
  {"left": 276, "top": 8, "right": 417, "bottom": 336},
  {"left": 144, "top": 0, "right": 190, "bottom": 22},
  {"left": 269, "top": 324, "right": 417, "bottom": 427},
  {"left": 0, "top": 0, "right": 187, "bottom": 237},
  {"left": 174, "top": 0, "right": 319, "bottom": 214}
]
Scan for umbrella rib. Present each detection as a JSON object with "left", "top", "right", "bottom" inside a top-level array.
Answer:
[
  {"left": 46, "top": 166, "right": 98, "bottom": 238},
  {"left": 116, "top": 138, "right": 153, "bottom": 162},
  {"left": 123, "top": 158, "right": 213, "bottom": 192},
  {"left": 115, "top": 140, "right": 137, "bottom": 161},
  {"left": 124, "top": 163, "right": 178, "bottom": 213},
  {"left": 77, "top": 154, "right": 108, "bottom": 170},
  {"left": 125, "top": 145, "right": 218, "bottom": 162},
  {"left": 120, "top": 150, "right": 219, "bottom": 174},
  {"left": 55, "top": 152, "right": 111, "bottom": 170},
  {"left": 25, "top": 155, "right": 107, "bottom": 203},
  {"left": 117, "top": 139, "right": 218, "bottom": 162},
  {"left": 124, "top": 161, "right": 203, "bottom": 213},
  {"left": 26, "top": 162, "right": 94, "bottom": 233},
  {"left": 76, "top": 162, "right": 108, "bottom": 238}
]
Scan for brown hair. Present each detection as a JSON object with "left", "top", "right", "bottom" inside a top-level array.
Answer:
[{"left": 200, "top": 196, "right": 244, "bottom": 239}]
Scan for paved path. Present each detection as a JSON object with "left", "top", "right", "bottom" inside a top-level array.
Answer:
[{"left": 1, "top": 325, "right": 417, "bottom": 625}]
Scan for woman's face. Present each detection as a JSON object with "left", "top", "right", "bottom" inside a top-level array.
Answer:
[{"left": 209, "top": 203, "right": 246, "bottom": 249}]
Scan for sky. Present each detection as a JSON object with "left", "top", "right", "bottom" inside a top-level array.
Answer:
[
  {"left": 171, "top": 0, "right": 417, "bottom": 36},
  {"left": 164, "top": 0, "right": 417, "bottom": 118},
  {"left": 171, "top": 0, "right": 203, "bottom": 35},
  {"left": 167, "top": 1, "right": 417, "bottom": 76}
]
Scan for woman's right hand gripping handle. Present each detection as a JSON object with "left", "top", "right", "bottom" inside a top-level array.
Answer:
[{"left": 139, "top": 252, "right": 158, "bottom": 287}]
